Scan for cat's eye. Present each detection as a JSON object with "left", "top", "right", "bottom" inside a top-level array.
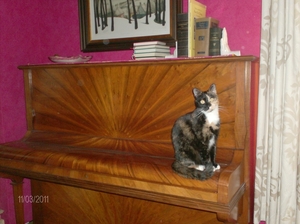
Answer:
[
  {"left": 207, "top": 96, "right": 213, "bottom": 102},
  {"left": 200, "top": 100, "right": 205, "bottom": 104}
]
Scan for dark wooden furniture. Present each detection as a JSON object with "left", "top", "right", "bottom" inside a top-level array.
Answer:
[{"left": 0, "top": 56, "right": 257, "bottom": 224}]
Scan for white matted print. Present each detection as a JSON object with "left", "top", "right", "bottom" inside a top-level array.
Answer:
[{"left": 79, "top": 0, "right": 177, "bottom": 52}]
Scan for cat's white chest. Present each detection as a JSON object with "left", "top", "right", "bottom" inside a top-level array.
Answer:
[{"left": 205, "top": 108, "right": 219, "bottom": 125}]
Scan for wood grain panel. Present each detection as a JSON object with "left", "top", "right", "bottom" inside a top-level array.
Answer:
[
  {"left": 32, "top": 180, "right": 224, "bottom": 224},
  {"left": 0, "top": 141, "right": 222, "bottom": 193},
  {"left": 29, "top": 60, "right": 239, "bottom": 153}
]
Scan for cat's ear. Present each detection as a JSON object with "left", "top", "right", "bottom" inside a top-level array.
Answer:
[
  {"left": 209, "top": 84, "right": 217, "bottom": 94},
  {"left": 192, "top": 88, "right": 202, "bottom": 98}
]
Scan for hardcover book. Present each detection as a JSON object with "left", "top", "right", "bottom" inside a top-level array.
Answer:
[
  {"left": 194, "top": 17, "right": 219, "bottom": 57},
  {"left": 133, "top": 52, "right": 171, "bottom": 58},
  {"left": 209, "top": 27, "right": 223, "bottom": 56},
  {"left": 133, "top": 45, "right": 170, "bottom": 50},
  {"left": 134, "top": 56, "right": 166, "bottom": 60},
  {"left": 177, "top": 13, "right": 188, "bottom": 23},
  {"left": 188, "top": 0, "right": 206, "bottom": 57},
  {"left": 133, "top": 41, "right": 166, "bottom": 47},
  {"left": 177, "top": 13, "right": 189, "bottom": 57},
  {"left": 134, "top": 48, "right": 170, "bottom": 54},
  {"left": 177, "top": 48, "right": 189, "bottom": 57}
]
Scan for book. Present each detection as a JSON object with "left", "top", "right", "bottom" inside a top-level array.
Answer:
[
  {"left": 177, "top": 30, "right": 188, "bottom": 40},
  {"left": 134, "top": 48, "right": 170, "bottom": 54},
  {"left": 209, "top": 27, "right": 223, "bottom": 56},
  {"left": 133, "top": 52, "right": 171, "bottom": 58},
  {"left": 134, "top": 56, "right": 166, "bottom": 60},
  {"left": 188, "top": 0, "right": 206, "bottom": 57},
  {"left": 133, "top": 45, "right": 170, "bottom": 50},
  {"left": 177, "top": 40, "right": 188, "bottom": 46},
  {"left": 177, "top": 13, "right": 188, "bottom": 23},
  {"left": 133, "top": 41, "right": 166, "bottom": 47},
  {"left": 194, "top": 17, "right": 219, "bottom": 56},
  {"left": 177, "top": 13, "right": 189, "bottom": 57},
  {"left": 177, "top": 48, "right": 188, "bottom": 57}
]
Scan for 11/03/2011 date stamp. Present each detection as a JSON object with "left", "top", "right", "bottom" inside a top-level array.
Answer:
[{"left": 18, "top": 195, "right": 49, "bottom": 203}]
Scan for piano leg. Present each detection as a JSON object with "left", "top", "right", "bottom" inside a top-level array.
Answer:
[{"left": 0, "top": 173, "right": 24, "bottom": 224}]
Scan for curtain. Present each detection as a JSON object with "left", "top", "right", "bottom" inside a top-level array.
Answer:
[{"left": 254, "top": 0, "right": 300, "bottom": 223}]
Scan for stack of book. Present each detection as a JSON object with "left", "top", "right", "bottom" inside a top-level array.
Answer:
[
  {"left": 176, "top": 0, "right": 239, "bottom": 58},
  {"left": 132, "top": 41, "right": 171, "bottom": 60}
]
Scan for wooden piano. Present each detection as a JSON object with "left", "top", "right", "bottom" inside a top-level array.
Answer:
[{"left": 0, "top": 56, "right": 258, "bottom": 223}]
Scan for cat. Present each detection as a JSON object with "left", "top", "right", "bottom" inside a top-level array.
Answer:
[{"left": 171, "top": 84, "right": 220, "bottom": 181}]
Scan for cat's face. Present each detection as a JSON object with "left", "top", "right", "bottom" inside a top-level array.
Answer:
[{"left": 192, "top": 84, "right": 218, "bottom": 112}]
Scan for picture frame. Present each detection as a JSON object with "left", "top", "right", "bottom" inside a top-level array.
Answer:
[{"left": 79, "top": 0, "right": 180, "bottom": 52}]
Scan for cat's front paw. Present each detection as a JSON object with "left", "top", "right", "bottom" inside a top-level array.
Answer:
[
  {"left": 195, "top": 165, "right": 205, "bottom": 171},
  {"left": 213, "top": 164, "right": 220, "bottom": 171},
  {"left": 188, "top": 164, "right": 205, "bottom": 171}
]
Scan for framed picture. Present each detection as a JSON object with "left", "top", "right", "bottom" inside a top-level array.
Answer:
[{"left": 79, "top": 0, "right": 179, "bottom": 52}]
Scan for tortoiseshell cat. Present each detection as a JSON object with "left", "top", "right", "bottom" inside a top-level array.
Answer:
[{"left": 171, "top": 84, "right": 220, "bottom": 180}]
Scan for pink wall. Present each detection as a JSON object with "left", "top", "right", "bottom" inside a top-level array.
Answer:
[
  {"left": 0, "top": 0, "right": 261, "bottom": 223},
  {"left": 0, "top": 1, "right": 41, "bottom": 223}
]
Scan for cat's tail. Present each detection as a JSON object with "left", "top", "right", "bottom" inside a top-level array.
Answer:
[{"left": 171, "top": 161, "right": 215, "bottom": 181}]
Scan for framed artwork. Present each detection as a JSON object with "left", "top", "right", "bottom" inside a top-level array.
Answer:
[{"left": 79, "top": 0, "right": 179, "bottom": 52}]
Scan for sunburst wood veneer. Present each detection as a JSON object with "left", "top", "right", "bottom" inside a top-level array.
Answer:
[{"left": 0, "top": 56, "right": 258, "bottom": 224}]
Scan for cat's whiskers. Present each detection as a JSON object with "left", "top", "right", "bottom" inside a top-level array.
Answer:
[{"left": 218, "top": 105, "right": 229, "bottom": 116}]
